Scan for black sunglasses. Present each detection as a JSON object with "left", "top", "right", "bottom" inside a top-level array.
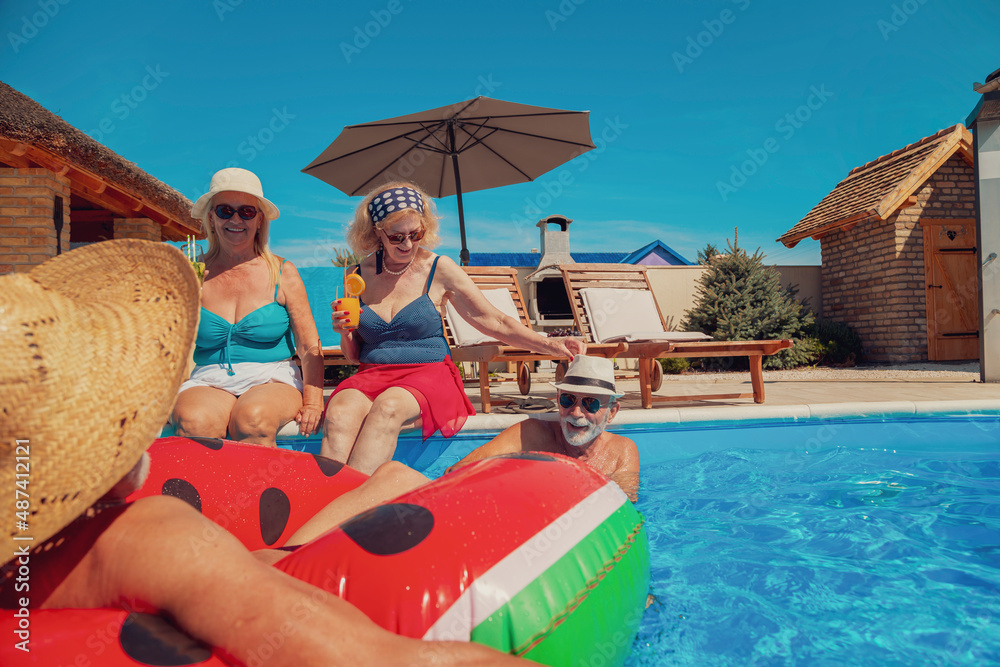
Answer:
[
  {"left": 558, "top": 392, "right": 608, "bottom": 414},
  {"left": 214, "top": 204, "right": 259, "bottom": 221},
  {"left": 383, "top": 227, "right": 426, "bottom": 245}
]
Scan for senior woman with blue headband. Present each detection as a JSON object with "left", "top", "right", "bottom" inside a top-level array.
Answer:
[{"left": 323, "top": 182, "right": 586, "bottom": 474}]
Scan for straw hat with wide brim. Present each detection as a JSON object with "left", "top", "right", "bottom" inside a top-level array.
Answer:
[
  {"left": 190, "top": 167, "right": 280, "bottom": 223},
  {"left": 0, "top": 240, "right": 199, "bottom": 555}
]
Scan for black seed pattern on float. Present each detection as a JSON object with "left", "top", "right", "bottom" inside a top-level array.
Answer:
[
  {"left": 161, "top": 479, "right": 202, "bottom": 513},
  {"left": 340, "top": 503, "right": 434, "bottom": 555},
  {"left": 119, "top": 612, "right": 213, "bottom": 665},
  {"left": 259, "top": 488, "right": 292, "bottom": 546}
]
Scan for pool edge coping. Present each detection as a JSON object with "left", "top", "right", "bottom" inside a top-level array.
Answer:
[
  {"left": 261, "top": 399, "right": 1000, "bottom": 440},
  {"left": 457, "top": 399, "right": 1000, "bottom": 434}
]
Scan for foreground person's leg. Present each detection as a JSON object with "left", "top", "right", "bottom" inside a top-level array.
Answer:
[
  {"left": 279, "top": 461, "right": 430, "bottom": 548},
  {"left": 45, "top": 495, "right": 517, "bottom": 666}
]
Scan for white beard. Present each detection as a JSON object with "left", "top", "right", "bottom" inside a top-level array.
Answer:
[{"left": 560, "top": 410, "right": 610, "bottom": 448}]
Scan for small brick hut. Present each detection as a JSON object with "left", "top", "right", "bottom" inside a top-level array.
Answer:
[
  {"left": 778, "top": 125, "right": 977, "bottom": 363},
  {"left": 0, "top": 81, "right": 201, "bottom": 273}
]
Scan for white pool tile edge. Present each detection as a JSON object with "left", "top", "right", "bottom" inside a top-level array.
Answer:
[
  {"left": 456, "top": 399, "right": 1000, "bottom": 434},
  {"left": 267, "top": 399, "right": 1000, "bottom": 439}
]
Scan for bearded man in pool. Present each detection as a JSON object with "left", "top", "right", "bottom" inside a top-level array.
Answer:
[{"left": 448, "top": 355, "right": 639, "bottom": 501}]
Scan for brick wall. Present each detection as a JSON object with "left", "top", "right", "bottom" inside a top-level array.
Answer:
[
  {"left": 114, "top": 217, "right": 162, "bottom": 241},
  {"left": 0, "top": 168, "right": 71, "bottom": 273},
  {"left": 820, "top": 154, "right": 976, "bottom": 363}
]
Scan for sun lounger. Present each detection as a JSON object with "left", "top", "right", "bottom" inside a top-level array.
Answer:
[
  {"left": 444, "top": 267, "right": 625, "bottom": 414},
  {"left": 561, "top": 264, "right": 793, "bottom": 408}
]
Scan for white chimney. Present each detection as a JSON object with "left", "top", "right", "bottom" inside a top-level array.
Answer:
[{"left": 534, "top": 215, "right": 574, "bottom": 269}]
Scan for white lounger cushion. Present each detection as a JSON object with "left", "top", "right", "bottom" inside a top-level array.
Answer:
[
  {"left": 445, "top": 288, "right": 520, "bottom": 346},
  {"left": 580, "top": 287, "right": 711, "bottom": 343}
]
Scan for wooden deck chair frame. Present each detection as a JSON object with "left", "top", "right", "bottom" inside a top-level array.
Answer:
[
  {"left": 560, "top": 263, "right": 793, "bottom": 408},
  {"left": 444, "top": 267, "right": 625, "bottom": 414}
]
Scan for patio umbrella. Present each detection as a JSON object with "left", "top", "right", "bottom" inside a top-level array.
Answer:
[{"left": 301, "top": 97, "right": 596, "bottom": 265}]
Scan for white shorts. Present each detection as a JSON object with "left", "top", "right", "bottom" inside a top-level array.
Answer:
[{"left": 179, "top": 359, "right": 303, "bottom": 397}]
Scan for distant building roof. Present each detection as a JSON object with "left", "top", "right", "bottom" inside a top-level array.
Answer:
[
  {"left": 621, "top": 239, "right": 692, "bottom": 265},
  {"left": 468, "top": 252, "right": 628, "bottom": 267},
  {"left": 778, "top": 124, "right": 973, "bottom": 248}
]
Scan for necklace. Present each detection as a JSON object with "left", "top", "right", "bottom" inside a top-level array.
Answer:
[{"left": 381, "top": 253, "right": 415, "bottom": 276}]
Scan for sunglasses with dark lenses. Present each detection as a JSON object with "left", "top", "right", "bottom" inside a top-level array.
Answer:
[
  {"left": 214, "top": 204, "right": 259, "bottom": 221},
  {"left": 383, "top": 228, "right": 426, "bottom": 245},
  {"left": 558, "top": 392, "right": 607, "bottom": 414}
]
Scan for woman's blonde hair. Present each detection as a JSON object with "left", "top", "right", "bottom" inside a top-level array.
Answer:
[
  {"left": 201, "top": 194, "right": 282, "bottom": 285},
  {"left": 345, "top": 181, "right": 441, "bottom": 256}
]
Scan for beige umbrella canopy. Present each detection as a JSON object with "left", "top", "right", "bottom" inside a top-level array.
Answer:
[{"left": 301, "top": 97, "right": 596, "bottom": 265}]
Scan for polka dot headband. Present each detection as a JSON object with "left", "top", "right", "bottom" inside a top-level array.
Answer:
[{"left": 368, "top": 187, "right": 425, "bottom": 224}]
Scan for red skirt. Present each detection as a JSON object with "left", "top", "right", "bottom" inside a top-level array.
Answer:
[{"left": 329, "top": 357, "right": 475, "bottom": 440}]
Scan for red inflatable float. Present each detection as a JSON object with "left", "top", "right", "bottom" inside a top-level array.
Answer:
[{"left": 2, "top": 437, "right": 649, "bottom": 665}]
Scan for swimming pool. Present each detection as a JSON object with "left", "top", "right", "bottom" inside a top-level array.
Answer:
[{"left": 281, "top": 412, "right": 1000, "bottom": 665}]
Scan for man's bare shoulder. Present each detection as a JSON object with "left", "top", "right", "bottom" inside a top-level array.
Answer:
[{"left": 605, "top": 430, "right": 638, "bottom": 449}]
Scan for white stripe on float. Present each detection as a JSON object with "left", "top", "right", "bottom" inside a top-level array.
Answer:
[{"left": 422, "top": 481, "right": 628, "bottom": 641}]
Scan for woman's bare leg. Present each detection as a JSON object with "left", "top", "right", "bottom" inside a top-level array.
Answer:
[
  {"left": 171, "top": 387, "right": 236, "bottom": 439},
  {"left": 320, "top": 388, "right": 372, "bottom": 462},
  {"left": 347, "top": 388, "right": 421, "bottom": 475},
  {"left": 46, "top": 496, "right": 517, "bottom": 666},
  {"left": 282, "top": 461, "right": 429, "bottom": 547},
  {"left": 229, "top": 382, "right": 302, "bottom": 447}
]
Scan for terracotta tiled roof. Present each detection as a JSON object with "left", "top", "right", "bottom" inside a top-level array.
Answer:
[
  {"left": 778, "top": 124, "right": 973, "bottom": 248},
  {"left": 0, "top": 81, "right": 201, "bottom": 240}
]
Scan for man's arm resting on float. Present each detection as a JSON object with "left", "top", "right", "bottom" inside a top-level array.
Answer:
[{"left": 446, "top": 420, "right": 540, "bottom": 473}]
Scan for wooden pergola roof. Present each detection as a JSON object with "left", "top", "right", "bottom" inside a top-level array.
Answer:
[
  {"left": 778, "top": 124, "right": 973, "bottom": 248},
  {"left": 0, "top": 81, "right": 202, "bottom": 241}
]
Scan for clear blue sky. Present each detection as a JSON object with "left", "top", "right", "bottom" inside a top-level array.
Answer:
[{"left": 2, "top": 0, "right": 998, "bottom": 268}]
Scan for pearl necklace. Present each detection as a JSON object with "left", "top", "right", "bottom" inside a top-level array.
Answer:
[{"left": 381, "top": 253, "right": 415, "bottom": 276}]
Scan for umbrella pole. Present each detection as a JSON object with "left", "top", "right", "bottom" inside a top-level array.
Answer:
[
  {"left": 453, "top": 154, "right": 470, "bottom": 266},
  {"left": 447, "top": 121, "right": 470, "bottom": 266}
]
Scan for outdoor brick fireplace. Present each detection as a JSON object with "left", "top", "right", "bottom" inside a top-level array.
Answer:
[{"left": 525, "top": 215, "right": 576, "bottom": 328}]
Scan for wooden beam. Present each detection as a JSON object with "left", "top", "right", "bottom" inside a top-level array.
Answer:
[
  {"left": 805, "top": 210, "right": 877, "bottom": 242},
  {"left": 71, "top": 209, "right": 115, "bottom": 223},
  {"left": 0, "top": 138, "right": 202, "bottom": 239}
]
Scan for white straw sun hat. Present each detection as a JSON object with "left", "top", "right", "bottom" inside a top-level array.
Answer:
[
  {"left": 0, "top": 240, "right": 199, "bottom": 555},
  {"left": 191, "top": 167, "right": 280, "bottom": 223}
]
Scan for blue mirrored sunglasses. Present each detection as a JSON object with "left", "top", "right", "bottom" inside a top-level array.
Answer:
[{"left": 558, "top": 392, "right": 607, "bottom": 414}]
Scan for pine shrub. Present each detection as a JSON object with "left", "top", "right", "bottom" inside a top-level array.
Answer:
[
  {"left": 681, "top": 239, "right": 817, "bottom": 369},
  {"left": 808, "top": 318, "right": 863, "bottom": 366}
]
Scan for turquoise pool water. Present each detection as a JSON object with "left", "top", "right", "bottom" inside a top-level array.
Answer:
[{"left": 281, "top": 413, "right": 1000, "bottom": 665}]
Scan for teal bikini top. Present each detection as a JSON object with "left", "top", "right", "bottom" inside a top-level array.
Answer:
[{"left": 193, "top": 261, "right": 295, "bottom": 375}]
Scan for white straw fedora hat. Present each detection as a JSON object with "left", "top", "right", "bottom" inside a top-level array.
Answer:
[
  {"left": 550, "top": 355, "right": 623, "bottom": 398},
  {"left": 191, "top": 167, "right": 280, "bottom": 223},
  {"left": 0, "top": 240, "right": 199, "bottom": 555}
]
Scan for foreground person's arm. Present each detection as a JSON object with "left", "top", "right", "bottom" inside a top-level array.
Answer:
[{"left": 44, "top": 496, "right": 520, "bottom": 666}]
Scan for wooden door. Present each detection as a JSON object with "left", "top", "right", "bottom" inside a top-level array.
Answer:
[{"left": 921, "top": 218, "right": 979, "bottom": 361}]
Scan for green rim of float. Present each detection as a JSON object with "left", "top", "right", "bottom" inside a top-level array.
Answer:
[{"left": 422, "top": 481, "right": 651, "bottom": 663}]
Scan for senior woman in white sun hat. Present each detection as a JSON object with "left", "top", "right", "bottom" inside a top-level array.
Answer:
[{"left": 171, "top": 168, "right": 324, "bottom": 446}]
